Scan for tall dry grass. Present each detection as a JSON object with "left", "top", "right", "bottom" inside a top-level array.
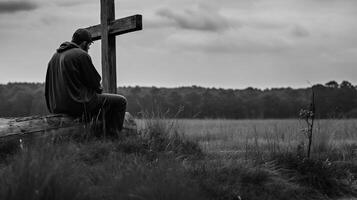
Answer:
[
  {"left": 176, "top": 119, "right": 357, "bottom": 160},
  {"left": 0, "top": 114, "right": 204, "bottom": 200},
  {"left": 1, "top": 118, "right": 357, "bottom": 200}
]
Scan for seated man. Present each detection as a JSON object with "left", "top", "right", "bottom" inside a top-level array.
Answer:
[{"left": 45, "top": 28, "right": 127, "bottom": 135}]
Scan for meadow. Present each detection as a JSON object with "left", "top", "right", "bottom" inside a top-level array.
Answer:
[
  {"left": 1, "top": 118, "right": 357, "bottom": 200},
  {"left": 180, "top": 119, "right": 357, "bottom": 158}
]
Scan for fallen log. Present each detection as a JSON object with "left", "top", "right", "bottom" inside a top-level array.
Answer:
[{"left": 0, "top": 112, "right": 137, "bottom": 142}]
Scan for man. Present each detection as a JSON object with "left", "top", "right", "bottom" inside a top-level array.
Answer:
[{"left": 45, "top": 28, "right": 127, "bottom": 135}]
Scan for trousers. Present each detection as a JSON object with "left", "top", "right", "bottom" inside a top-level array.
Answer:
[{"left": 86, "top": 93, "right": 127, "bottom": 132}]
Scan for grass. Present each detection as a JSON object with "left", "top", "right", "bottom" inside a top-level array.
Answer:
[
  {"left": 272, "top": 152, "right": 357, "bottom": 197},
  {"left": 178, "top": 119, "right": 357, "bottom": 159},
  {"left": 0, "top": 137, "right": 204, "bottom": 200},
  {"left": 1, "top": 118, "right": 357, "bottom": 199}
]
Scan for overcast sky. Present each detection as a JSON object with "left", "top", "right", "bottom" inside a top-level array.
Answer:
[{"left": 0, "top": 0, "right": 356, "bottom": 89}]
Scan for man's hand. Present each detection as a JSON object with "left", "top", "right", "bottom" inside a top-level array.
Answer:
[{"left": 96, "top": 86, "right": 103, "bottom": 94}]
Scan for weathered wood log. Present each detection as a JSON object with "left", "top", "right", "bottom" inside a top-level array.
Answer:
[{"left": 0, "top": 112, "right": 137, "bottom": 141}]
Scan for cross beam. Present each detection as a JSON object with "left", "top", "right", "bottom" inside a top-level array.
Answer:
[
  {"left": 85, "top": 0, "right": 142, "bottom": 93},
  {"left": 87, "top": 15, "right": 142, "bottom": 41}
]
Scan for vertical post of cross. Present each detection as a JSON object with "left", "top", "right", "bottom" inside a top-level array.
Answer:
[{"left": 101, "top": 0, "right": 117, "bottom": 93}]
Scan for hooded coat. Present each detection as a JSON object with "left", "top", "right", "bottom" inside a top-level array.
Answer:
[{"left": 45, "top": 42, "right": 102, "bottom": 116}]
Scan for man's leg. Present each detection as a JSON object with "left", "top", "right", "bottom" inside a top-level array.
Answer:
[{"left": 90, "top": 93, "right": 127, "bottom": 134}]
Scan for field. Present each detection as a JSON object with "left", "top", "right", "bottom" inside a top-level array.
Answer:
[
  {"left": 181, "top": 119, "right": 357, "bottom": 157},
  {"left": 1, "top": 118, "right": 357, "bottom": 200}
]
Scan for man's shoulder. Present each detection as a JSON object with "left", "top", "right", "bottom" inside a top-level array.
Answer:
[
  {"left": 65, "top": 48, "right": 88, "bottom": 56},
  {"left": 63, "top": 48, "right": 91, "bottom": 61}
]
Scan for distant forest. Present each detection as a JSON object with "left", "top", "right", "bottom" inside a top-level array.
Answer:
[{"left": 0, "top": 80, "right": 357, "bottom": 119}]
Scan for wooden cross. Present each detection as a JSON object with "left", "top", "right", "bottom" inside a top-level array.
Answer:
[{"left": 85, "top": 0, "right": 142, "bottom": 93}]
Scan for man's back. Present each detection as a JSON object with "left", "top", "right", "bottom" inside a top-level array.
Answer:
[
  {"left": 45, "top": 28, "right": 127, "bottom": 134},
  {"left": 45, "top": 42, "right": 101, "bottom": 116}
]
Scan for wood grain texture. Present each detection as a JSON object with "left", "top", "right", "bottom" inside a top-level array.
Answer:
[
  {"left": 109, "top": 15, "right": 142, "bottom": 36},
  {"left": 0, "top": 112, "right": 137, "bottom": 140},
  {"left": 86, "top": 15, "right": 142, "bottom": 41},
  {"left": 100, "top": 0, "right": 117, "bottom": 93},
  {"left": 85, "top": 0, "right": 142, "bottom": 94}
]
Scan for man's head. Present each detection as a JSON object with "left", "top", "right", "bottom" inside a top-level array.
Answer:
[{"left": 72, "top": 28, "right": 93, "bottom": 52}]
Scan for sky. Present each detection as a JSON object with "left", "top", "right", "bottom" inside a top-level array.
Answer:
[{"left": 0, "top": 0, "right": 356, "bottom": 89}]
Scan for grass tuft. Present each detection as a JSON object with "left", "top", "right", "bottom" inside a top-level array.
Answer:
[
  {"left": 188, "top": 158, "right": 316, "bottom": 200},
  {"left": 139, "top": 112, "right": 203, "bottom": 158},
  {"left": 272, "top": 152, "right": 357, "bottom": 197},
  {"left": 0, "top": 142, "right": 89, "bottom": 200}
]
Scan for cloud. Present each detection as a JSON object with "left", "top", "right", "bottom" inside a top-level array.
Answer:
[
  {"left": 156, "top": 5, "right": 232, "bottom": 32},
  {"left": 0, "top": 1, "right": 38, "bottom": 13},
  {"left": 291, "top": 24, "right": 309, "bottom": 38},
  {"left": 40, "top": 14, "right": 61, "bottom": 26},
  {"left": 54, "top": 0, "right": 96, "bottom": 7},
  {"left": 165, "top": 30, "right": 291, "bottom": 54}
]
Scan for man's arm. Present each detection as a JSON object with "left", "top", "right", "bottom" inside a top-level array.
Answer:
[{"left": 77, "top": 53, "right": 102, "bottom": 93}]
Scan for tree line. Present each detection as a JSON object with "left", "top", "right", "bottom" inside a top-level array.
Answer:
[{"left": 0, "top": 81, "right": 356, "bottom": 119}]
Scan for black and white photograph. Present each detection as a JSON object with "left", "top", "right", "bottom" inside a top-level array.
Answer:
[{"left": 0, "top": 0, "right": 357, "bottom": 199}]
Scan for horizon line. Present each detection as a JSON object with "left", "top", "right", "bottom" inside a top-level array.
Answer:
[{"left": 0, "top": 80, "right": 353, "bottom": 91}]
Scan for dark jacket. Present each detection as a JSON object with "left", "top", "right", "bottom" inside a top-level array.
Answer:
[{"left": 45, "top": 42, "right": 101, "bottom": 115}]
